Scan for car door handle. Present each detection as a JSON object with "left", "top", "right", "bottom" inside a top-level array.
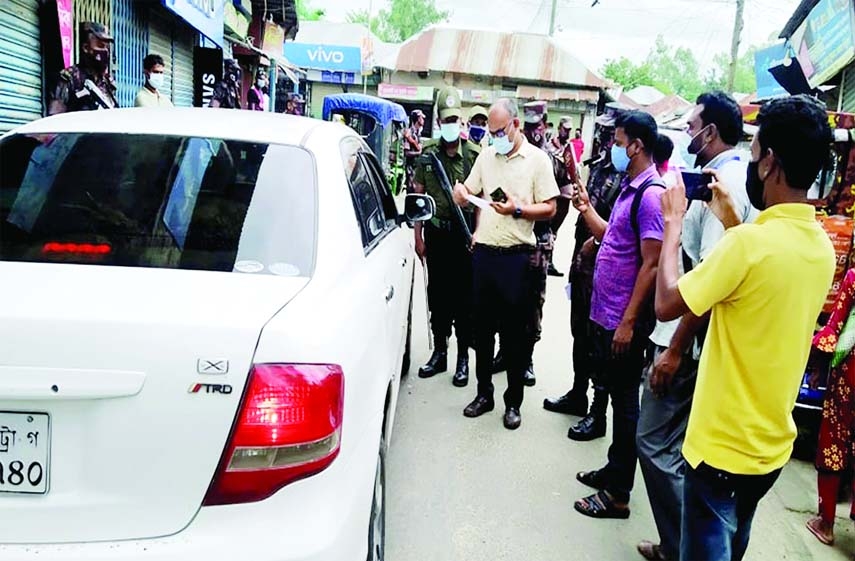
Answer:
[{"left": 385, "top": 285, "right": 395, "bottom": 302}]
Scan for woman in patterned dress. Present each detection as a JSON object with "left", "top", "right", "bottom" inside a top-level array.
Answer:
[{"left": 807, "top": 268, "right": 855, "bottom": 545}]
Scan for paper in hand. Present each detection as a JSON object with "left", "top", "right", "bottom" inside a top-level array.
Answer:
[{"left": 465, "top": 194, "right": 492, "bottom": 211}]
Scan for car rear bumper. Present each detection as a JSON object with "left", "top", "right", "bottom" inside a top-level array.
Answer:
[{"left": 0, "top": 415, "right": 382, "bottom": 561}]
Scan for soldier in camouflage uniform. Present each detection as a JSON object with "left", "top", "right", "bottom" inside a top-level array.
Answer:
[
  {"left": 413, "top": 86, "right": 481, "bottom": 387},
  {"left": 209, "top": 59, "right": 243, "bottom": 109},
  {"left": 544, "top": 102, "right": 627, "bottom": 442},
  {"left": 48, "top": 22, "right": 117, "bottom": 115}
]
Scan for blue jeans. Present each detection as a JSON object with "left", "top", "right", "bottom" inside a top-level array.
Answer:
[{"left": 680, "top": 462, "right": 781, "bottom": 561}]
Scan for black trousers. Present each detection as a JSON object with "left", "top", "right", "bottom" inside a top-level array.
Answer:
[
  {"left": 472, "top": 244, "right": 539, "bottom": 409},
  {"left": 425, "top": 223, "right": 472, "bottom": 350},
  {"left": 589, "top": 322, "right": 647, "bottom": 503}
]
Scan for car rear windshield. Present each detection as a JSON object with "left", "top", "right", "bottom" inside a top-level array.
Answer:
[{"left": 0, "top": 133, "right": 316, "bottom": 276}]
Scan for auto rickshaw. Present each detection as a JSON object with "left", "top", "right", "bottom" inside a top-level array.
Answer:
[{"left": 322, "top": 93, "right": 408, "bottom": 195}]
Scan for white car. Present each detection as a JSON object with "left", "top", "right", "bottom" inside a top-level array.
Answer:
[{"left": 0, "top": 108, "right": 434, "bottom": 560}]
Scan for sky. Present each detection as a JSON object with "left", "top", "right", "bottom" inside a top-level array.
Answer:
[{"left": 307, "top": 0, "right": 803, "bottom": 74}]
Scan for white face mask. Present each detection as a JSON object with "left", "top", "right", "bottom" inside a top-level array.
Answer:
[
  {"left": 440, "top": 123, "right": 461, "bottom": 143},
  {"left": 147, "top": 72, "right": 164, "bottom": 91}
]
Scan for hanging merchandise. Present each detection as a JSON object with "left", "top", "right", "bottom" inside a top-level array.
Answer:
[{"left": 0, "top": 0, "right": 42, "bottom": 133}]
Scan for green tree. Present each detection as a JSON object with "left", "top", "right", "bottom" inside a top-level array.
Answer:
[
  {"left": 602, "top": 57, "right": 655, "bottom": 91},
  {"left": 703, "top": 48, "right": 758, "bottom": 94},
  {"left": 347, "top": 0, "right": 450, "bottom": 43},
  {"left": 296, "top": 0, "right": 324, "bottom": 21},
  {"left": 601, "top": 35, "right": 760, "bottom": 100}
]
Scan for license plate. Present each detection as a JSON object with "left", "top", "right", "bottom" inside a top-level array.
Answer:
[{"left": 0, "top": 412, "right": 49, "bottom": 494}]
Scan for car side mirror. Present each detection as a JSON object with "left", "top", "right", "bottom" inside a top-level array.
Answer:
[{"left": 400, "top": 194, "right": 435, "bottom": 226}]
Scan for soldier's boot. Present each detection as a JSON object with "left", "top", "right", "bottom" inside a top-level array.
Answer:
[
  {"left": 547, "top": 259, "right": 563, "bottom": 277},
  {"left": 523, "top": 361, "right": 536, "bottom": 387},
  {"left": 490, "top": 349, "right": 506, "bottom": 375},
  {"left": 418, "top": 338, "right": 448, "bottom": 378},
  {"left": 452, "top": 350, "right": 469, "bottom": 388}
]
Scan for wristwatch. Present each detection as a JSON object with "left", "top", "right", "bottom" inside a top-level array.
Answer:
[{"left": 512, "top": 206, "right": 523, "bottom": 219}]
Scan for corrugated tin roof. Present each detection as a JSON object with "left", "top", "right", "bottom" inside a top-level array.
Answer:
[
  {"left": 779, "top": 0, "right": 821, "bottom": 39},
  {"left": 384, "top": 27, "right": 606, "bottom": 89}
]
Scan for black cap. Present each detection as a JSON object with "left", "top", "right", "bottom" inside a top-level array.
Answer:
[{"left": 80, "top": 22, "right": 113, "bottom": 42}]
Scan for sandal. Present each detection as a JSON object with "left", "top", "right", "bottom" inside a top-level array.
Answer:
[
  {"left": 574, "top": 490, "right": 630, "bottom": 519},
  {"left": 576, "top": 468, "right": 609, "bottom": 490},
  {"left": 806, "top": 515, "right": 834, "bottom": 545},
  {"left": 637, "top": 540, "right": 668, "bottom": 560}
]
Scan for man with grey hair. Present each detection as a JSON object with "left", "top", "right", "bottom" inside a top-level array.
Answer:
[{"left": 451, "top": 98, "right": 560, "bottom": 430}]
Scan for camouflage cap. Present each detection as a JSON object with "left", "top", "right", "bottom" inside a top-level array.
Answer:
[
  {"left": 523, "top": 100, "right": 548, "bottom": 124},
  {"left": 80, "top": 22, "right": 113, "bottom": 42},
  {"left": 468, "top": 105, "right": 488, "bottom": 121},
  {"left": 595, "top": 101, "right": 629, "bottom": 127},
  {"left": 559, "top": 115, "right": 574, "bottom": 129},
  {"left": 436, "top": 86, "right": 462, "bottom": 120}
]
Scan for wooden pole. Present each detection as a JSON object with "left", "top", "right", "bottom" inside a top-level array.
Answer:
[{"left": 727, "top": 0, "right": 745, "bottom": 92}]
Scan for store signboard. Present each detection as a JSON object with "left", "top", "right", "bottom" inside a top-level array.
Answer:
[
  {"left": 194, "top": 46, "right": 223, "bottom": 107},
  {"left": 790, "top": 0, "right": 855, "bottom": 88},
  {"left": 163, "top": 0, "right": 224, "bottom": 47},
  {"left": 378, "top": 83, "right": 434, "bottom": 101},
  {"left": 285, "top": 43, "right": 362, "bottom": 73},
  {"left": 754, "top": 43, "right": 789, "bottom": 99}
]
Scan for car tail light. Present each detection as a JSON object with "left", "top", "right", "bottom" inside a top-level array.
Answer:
[
  {"left": 203, "top": 363, "right": 344, "bottom": 506},
  {"left": 42, "top": 242, "right": 112, "bottom": 255}
]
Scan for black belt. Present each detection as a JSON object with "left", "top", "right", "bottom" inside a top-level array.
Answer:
[{"left": 475, "top": 243, "right": 535, "bottom": 255}]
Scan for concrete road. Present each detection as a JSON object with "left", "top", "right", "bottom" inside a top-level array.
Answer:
[{"left": 386, "top": 226, "right": 852, "bottom": 561}]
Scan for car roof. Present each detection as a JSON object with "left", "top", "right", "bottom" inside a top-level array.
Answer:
[{"left": 4, "top": 108, "right": 358, "bottom": 147}]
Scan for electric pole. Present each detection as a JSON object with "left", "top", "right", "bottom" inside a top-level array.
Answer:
[
  {"left": 727, "top": 0, "right": 745, "bottom": 92},
  {"left": 549, "top": 0, "right": 558, "bottom": 36}
]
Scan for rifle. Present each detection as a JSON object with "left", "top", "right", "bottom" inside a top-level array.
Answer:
[
  {"left": 83, "top": 79, "right": 116, "bottom": 109},
  {"left": 425, "top": 152, "right": 474, "bottom": 249}
]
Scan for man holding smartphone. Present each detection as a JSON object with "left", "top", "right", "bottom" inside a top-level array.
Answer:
[
  {"left": 451, "top": 98, "right": 559, "bottom": 430},
  {"left": 570, "top": 110, "right": 664, "bottom": 520},
  {"left": 637, "top": 92, "right": 756, "bottom": 561}
]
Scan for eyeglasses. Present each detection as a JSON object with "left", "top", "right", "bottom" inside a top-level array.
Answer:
[{"left": 489, "top": 122, "right": 511, "bottom": 139}]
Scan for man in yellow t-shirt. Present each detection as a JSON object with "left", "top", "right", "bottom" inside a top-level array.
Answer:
[
  {"left": 134, "top": 54, "right": 173, "bottom": 108},
  {"left": 655, "top": 95, "right": 835, "bottom": 561},
  {"left": 451, "top": 98, "right": 559, "bottom": 431}
]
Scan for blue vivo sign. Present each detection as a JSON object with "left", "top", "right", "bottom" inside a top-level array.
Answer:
[
  {"left": 285, "top": 43, "right": 362, "bottom": 73},
  {"left": 163, "top": 0, "right": 224, "bottom": 47}
]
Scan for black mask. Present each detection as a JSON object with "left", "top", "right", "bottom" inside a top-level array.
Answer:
[
  {"left": 746, "top": 160, "right": 766, "bottom": 211},
  {"left": 87, "top": 48, "right": 110, "bottom": 71}
]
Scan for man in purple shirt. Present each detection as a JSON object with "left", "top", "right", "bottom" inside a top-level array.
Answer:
[{"left": 570, "top": 110, "right": 665, "bottom": 519}]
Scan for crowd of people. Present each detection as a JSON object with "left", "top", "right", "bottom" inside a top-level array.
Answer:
[
  {"left": 42, "top": 20, "right": 853, "bottom": 561},
  {"left": 415, "top": 84, "right": 840, "bottom": 560},
  {"left": 48, "top": 21, "right": 305, "bottom": 116}
]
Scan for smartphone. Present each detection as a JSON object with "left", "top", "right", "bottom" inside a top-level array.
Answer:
[
  {"left": 490, "top": 187, "right": 508, "bottom": 203},
  {"left": 681, "top": 171, "right": 713, "bottom": 202}
]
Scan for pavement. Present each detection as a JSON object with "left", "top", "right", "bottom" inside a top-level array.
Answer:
[{"left": 386, "top": 221, "right": 853, "bottom": 561}]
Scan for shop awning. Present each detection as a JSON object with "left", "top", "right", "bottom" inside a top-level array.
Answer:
[
  {"left": 225, "top": 36, "right": 303, "bottom": 83},
  {"left": 515, "top": 86, "right": 599, "bottom": 103}
]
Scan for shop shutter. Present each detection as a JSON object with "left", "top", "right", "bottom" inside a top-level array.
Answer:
[
  {"left": 148, "top": 9, "right": 174, "bottom": 101},
  {"left": 112, "top": 0, "right": 148, "bottom": 108},
  {"left": 0, "top": 0, "right": 41, "bottom": 132},
  {"left": 172, "top": 24, "right": 195, "bottom": 107},
  {"left": 842, "top": 63, "right": 855, "bottom": 115}
]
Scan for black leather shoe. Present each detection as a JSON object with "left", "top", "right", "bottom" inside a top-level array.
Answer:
[
  {"left": 463, "top": 396, "right": 495, "bottom": 418},
  {"left": 503, "top": 407, "right": 521, "bottom": 430},
  {"left": 547, "top": 262, "right": 563, "bottom": 277},
  {"left": 490, "top": 350, "right": 506, "bottom": 374},
  {"left": 568, "top": 415, "right": 606, "bottom": 441},
  {"left": 418, "top": 349, "right": 447, "bottom": 378},
  {"left": 452, "top": 355, "right": 469, "bottom": 387},
  {"left": 523, "top": 363, "right": 536, "bottom": 387},
  {"left": 543, "top": 391, "right": 588, "bottom": 416}
]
